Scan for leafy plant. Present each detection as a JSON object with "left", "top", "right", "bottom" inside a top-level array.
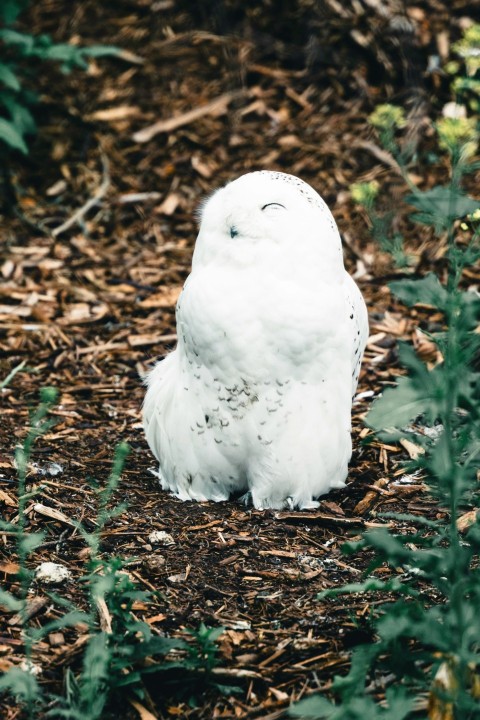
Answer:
[
  {"left": 350, "top": 179, "right": 408, "bottom": 267},
  {"left": 447, "top": 23, "right": 480, "bottom": 113},
  {"left": 0, "top": 387, "right": 226, "bottom": 719},
  {"left": 185, "top": 623, "right": 225, "bottom": 673},
  {"left": 0, "top": 387, "right": 59, "bottom": 717},
  {"left": 0, "top": 0, "right": 123, "bottom": 155},
  {"left": 291, "top": 28, "right": 480, "bottom": 720}
]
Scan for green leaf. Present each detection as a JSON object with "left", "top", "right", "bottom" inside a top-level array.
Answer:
[
  {"left": 78, "top": 632, "right": 110, "bottom": 712},
  {"left": 366, "top": 375, "right": 430, "bottom": 431},
  {"left": 40, "top": 386, "right": 59, "bottom": 404},
  {"left": 82, "top": 44, "right": 124, "bottom": 59},
  {"left": 383, "top": 688, "right": 415, "bottom": 720},
  {"left": 31, "top": 611, "right": 90, "bottom": 641},
  {"left": 289, "top": 693, "right": 335, "bottom": 718},
  {"left": 379, "top": 512, "right": 443, "bottom": 529},
  {"left": 0, "top": 589, "right": 23, "bottom": 612},
  {"left": 332, "top": 644, "right": 379, "bottom": 700},
  {"left": 8, "top": 101, "right": 36, "bottom": 134},
  {"left": 0, "top": 28, "right": 34, "bottom": 53},
  {"left": 39, "top": 43, "right": 88, "bottom": 71},
  {"left": 19, "top": 531, "right": 45, "bottom": 555},
  {"left": 0, "top": 519, "right": 16, "bottom": 532},
  {"left": 0, "top": 666, "right": 40, "bottom": 703},
  {"left": 0, "top": 62, "right": 20, "bottom": 90},
  {"left": 389, "top": 273, "right": 448, "bottom": 310},
  {"left": 406, "top": 186, "right": 480, "bottom": 230},
  {"left": 0, "top": 1, "right": 29, "bottom": 25},
  {"left": 140, "top": 635, "right": 188, "bottom": 657},
  {"left": 367, "top": 343, "right": 446, "bottom": 431},
  {"left": 0, "top": 116, "right": 28, "bottom": 153},
  {"left": 288, "top": 693, "right": 336, "bottom": 720},
  {"left": 396, "top": 341, "right": 431, "bottom": 376}
]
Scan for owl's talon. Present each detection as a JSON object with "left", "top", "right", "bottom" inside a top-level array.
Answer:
[{"left": 239, "top": 491, "right": 253, "bottom": 506}]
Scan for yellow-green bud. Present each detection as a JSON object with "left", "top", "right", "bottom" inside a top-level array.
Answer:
[
  {"left": 368, "top": 104, "right": 407, "bottom": 131},
  {"left": 467, "top": 208, "right": 480, "bottom": 222},
  {"left": 444, "top": 60, "right": 461, "bottom": 75},
  {"left": 436, "top": 116, "right": 479, "bottom": 159},
  {"left": 452, "top": 23, "right": 480, "bottom": 76},
  {"left": 350, "top": 181, "right": 380, "bottom": 206}
]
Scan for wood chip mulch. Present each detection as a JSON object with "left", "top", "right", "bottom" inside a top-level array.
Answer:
[{"left": 1, "top": 1, "right": 479, "bottom": 718}]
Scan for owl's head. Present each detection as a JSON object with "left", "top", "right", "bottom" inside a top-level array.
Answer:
[{"left": 192, "top": 171, "right": 344, "bottom": 275}]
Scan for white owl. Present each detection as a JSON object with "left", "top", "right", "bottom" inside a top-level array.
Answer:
[{"left": 143, "top": 171, "right": 368, "bottom": 510}]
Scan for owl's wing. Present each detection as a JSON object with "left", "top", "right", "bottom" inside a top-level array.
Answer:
[
  {"left": 342, "top": 272, "right": 369, "bottom": 397},
  {"left": 143, "top": 349, "right": 249, "bottom": 502}
]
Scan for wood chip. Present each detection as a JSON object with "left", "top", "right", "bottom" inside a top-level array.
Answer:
[
  {"left": 400, "top": 438, "right": 425, "bottom": 460},
  {"left": 457, "top": 509, "right": 479, "bottom": 533},
  {"left": 128, "top": 333, "right": 177, "bottom": 347},
  {"left": 353, "top": 477, "right": 390, "bottom": 515},
  {"left": 33, "top": 503, "right": 77, "bottom": 528},
  {"left": 8, "top": 596, "right": 49, "bottom": 625},
  {"left": 87, "top": 105, "right": 143, "bottom": 122},
  {"left": 129, "top": 699, "right": 159, "bottom": 720},
  {"left": 0, "top": 490, "right": 16, "bottom": 507},
  {"left": 133, "top": 89, "right": 250, "bottom": 142}
]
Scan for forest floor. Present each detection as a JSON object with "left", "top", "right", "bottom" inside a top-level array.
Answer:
[{"left": 1, "top": 1, "right": 480, "bottom": 718}]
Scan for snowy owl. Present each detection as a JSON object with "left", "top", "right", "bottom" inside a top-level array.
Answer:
[{"left": 143, "top": 171, "right": 368, "bottom": 510}]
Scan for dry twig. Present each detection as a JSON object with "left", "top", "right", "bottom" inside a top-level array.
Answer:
[{"left": 51, "top": 152, "right": 111, "bottom": 238}]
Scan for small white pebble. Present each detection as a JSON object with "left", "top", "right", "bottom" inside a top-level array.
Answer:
[
  {"left": 168, "top": 571, "right": 186, "bottom": 583},
  {"left": 442, "top": 102, "right": 467, "bottom": 119},
  {"left": 45, "top": 462, "right": 63, "bottom": 476},
  {"left": 20, "top": 660, "right": 42, "bottom": 676},
  {"left": 421, "top": 424, "right": 444, "bottom": 439},
  {"left": 224, "top": 619, "right": 251, "bottom": 630},
  {"left": 29, "top": 461, "right": 63, "bottom": 476},
  {"left": 148, "top": 530, "right": 175, "bottom": 546},
  {"left": 35, "top": 562, "right": 72, "bottom": 585}
]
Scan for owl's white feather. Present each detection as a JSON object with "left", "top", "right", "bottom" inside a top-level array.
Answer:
[{"left": 143, "top": 171, "right": 368, "bottom": 510}]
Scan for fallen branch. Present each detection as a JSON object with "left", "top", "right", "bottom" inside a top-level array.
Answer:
[
  {"left": 274, "top": 511, "right": 392, "bottom": 528},
  {"left": 132, "top": 89, "right": 250, "bottom": 143},
  {"left": 51, "top": 151, "right": 111, "bottom": 238},
  {"left": 274, "top": 511, "right": 366, "bottom": 525},
  {"left": 211, "top": 666, "right": 267, "bottom": 681},
  {"left": 352, "top": 139, "right": 402, "bottom": 174}
]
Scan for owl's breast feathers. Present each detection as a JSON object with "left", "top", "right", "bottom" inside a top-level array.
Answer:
[{"left": 177, "top": 265, "right": 354, "bottom": 385}]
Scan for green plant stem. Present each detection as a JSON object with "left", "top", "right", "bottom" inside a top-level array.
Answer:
[
  {"left": 15, "top": 444, "right": 34, "bottom": 718},
  {"left": 0, "top": 360, "right": 26, "bottom": 389},
  {"left": 14, "top": 390, "right": 57, "bottom": 716},
  {"left": 442, "top": 161, "right": 470, "bottom": 708}
]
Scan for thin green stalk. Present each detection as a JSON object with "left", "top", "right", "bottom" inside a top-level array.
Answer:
[
  {"left": 441, "top": 155, "right": 474, "bottom": 710},
  {"left": 14, "top": 388, "right": 58, "bottom": 717},
  {"left": 1, "top": 360, "right": 26, "bottom": 390}
]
